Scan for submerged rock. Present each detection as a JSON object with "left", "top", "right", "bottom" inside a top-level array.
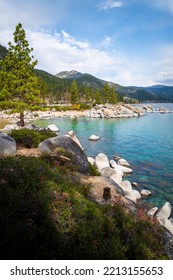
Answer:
[{"left": 141, "top": 189, "right": 152, "bottom": 196}]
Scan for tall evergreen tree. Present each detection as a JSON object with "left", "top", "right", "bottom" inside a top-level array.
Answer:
[
  {"left": 102, "top": 82, "right": 110, "bottom": 104},
  {"left": 108, "top": 85, "right": 118, "bottom": 104},
  {"left": 70, "top": 80, "right": 79, "bottom": 104},
  {"left": 84, "top": 85, "right": 90, "bottom": 102},
  {"left": 0, "top": 23, "right": 44, "bottom": 126},
  {"left": 94, "top": 89, "right": 101, "bottom": 104}
]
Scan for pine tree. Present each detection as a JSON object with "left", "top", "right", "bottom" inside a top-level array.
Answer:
[
  {"left": 108, "top": 85, "right": 118, "bottom": 104},
  {"left": 0, "top": 23, "right": 44, "bottom": 126},
  {"left": 94, "top": 89, "right": 101, "bottom": 104},
  {"left": 70, "top": 80, "right": 79, "bottom": 104},
  {"left": 102, "top": 82, "right": 110, "bottom": 104},
  {"left": 84, "top": 86, "right": 90, "bottom": 103}
]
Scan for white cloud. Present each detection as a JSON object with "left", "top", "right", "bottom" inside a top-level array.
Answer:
[
  {"left": 99, "top": 0, "right": 123, "bottom": 10},
  {"left": 1, "top": 24, "right": 173, "bottom": 87}
]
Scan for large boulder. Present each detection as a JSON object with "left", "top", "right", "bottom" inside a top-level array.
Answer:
[
  {"left": 38, "top": 136, "right": 89, "bottom": 174},
  {"left": 110, "top": 160, "right": 124, "bottom": 177},
  {"left": 100, "top": 167, "right": 122, "bottom": 184},
  {"left": 0, "top": 133, "right": 17, "bottom": 155},
  {"left": 94, "top": 153, "right": 110, "bottom": 171},
  {"left": 156, "top": 202, "right": 172, "bottom": 220},
  {"left": 119, "top": 180, "right": 136, "bottom": 203}
]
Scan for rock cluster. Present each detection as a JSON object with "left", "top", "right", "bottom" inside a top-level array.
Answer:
[
  {"left": 85, "top": 104, "right": 145, "bottom": 118},
  {"left": 147, "top": 202, "right": 173, "bottom": 236},
  {"left": 88, "top": 152, "right": 145, "bottom": 204}
]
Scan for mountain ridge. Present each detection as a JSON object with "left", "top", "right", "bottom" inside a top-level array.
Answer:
[{"left": 56, "top": 70, "right": 173, "bottom": 102}]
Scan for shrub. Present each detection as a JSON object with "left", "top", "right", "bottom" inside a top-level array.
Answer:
[
  {"left": 0, "top": 155, "right": 168, "bottom": 260},
  {"left": 10, "top": 128, "right": 56, "bottom": 148}
]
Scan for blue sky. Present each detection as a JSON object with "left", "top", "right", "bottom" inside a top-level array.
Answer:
[{"left": 0, "top": 0, "right": 173, "bottom": 86}]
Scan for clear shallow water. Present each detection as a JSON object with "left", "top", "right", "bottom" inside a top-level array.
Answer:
[{"left": 34, "top": 104, "right": 173, "bottom": 212}]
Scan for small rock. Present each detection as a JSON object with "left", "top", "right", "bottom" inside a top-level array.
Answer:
[
  {"left": 141, "top": 189, "right": 152, "bottom": 196},
  {"left": 118, "top": 158, "right": 130, "bottom": 167},
  {"left": 89, "top": 135, "right": 100, "bottom": 141},
  {"left": 47, "top": 124, "right": 59, "bottom": 132},
  {"left": 132, "top": 182, "right": 138, "bottom": 187}
]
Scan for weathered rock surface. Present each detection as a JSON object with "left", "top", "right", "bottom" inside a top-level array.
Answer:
[
  {"left": 38, "top": 136, "right": 89, "bottom": 174},
  {"left": 147, "top": 207, "right": 158, "bottom": 218},
  {"left": 94, "top": 153, "right": 110, "bottom": 171},
  {"left": 119, "top": 180, "right": 136, "bottom": 203},
  {"left": 110, "top": 160, "right": 124, "bottom": 176},
  {"left": 66, "top": 130, "right": 83, "bottom": 150},
  {"left": 100, "top": 167, "right": 122, "bottom": 184},
  {"left": 156, "top": 202, "right": 172, "bottom": 220},
  {"left": 0, "top": 133, "right": 17, "bottom": 154}
]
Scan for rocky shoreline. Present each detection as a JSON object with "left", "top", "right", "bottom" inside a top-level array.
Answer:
[{"left": 1, "top": 104, "right": 172, "bottom": 130}]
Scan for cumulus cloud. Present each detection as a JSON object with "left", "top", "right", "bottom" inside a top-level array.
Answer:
[{"left": 1, "top": 26, "right": 173, "bottom": 87}]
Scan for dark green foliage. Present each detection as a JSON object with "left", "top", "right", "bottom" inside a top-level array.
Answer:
[
  {"left": 70, "top": 80, "right": 79, "bottom": 104},
  {"left": 88, "top": 162, "right": 101, "bottom": 176},
  {"left": 10, "top": 128, "right": 56, "bottom": 148},
  {"left": 0, "top": 155, "right": 167, "bottom": 260}
]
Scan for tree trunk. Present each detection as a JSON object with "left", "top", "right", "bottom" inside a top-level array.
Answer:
[{"left": 20, "top": 111, "right": 25, "bottom": 127}]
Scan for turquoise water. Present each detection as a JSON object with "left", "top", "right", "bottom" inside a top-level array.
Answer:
[{"left": 34, "top": 104, "right": 173, "bottom": 212}]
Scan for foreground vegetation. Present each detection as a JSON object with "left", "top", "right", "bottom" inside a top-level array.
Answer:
[{"left": 0, "top": 153, "right": 167, "bottom": 260}]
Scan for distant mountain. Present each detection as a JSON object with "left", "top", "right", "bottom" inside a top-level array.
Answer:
[
  {"left": 1, "top": 41, "right": 173, "bottom": 103},
  {"left": 56, "top": 70, "right": 171, "bottom": 102},
  {"left": 145, "top": 85, "right": 173, "bottom": 102}
]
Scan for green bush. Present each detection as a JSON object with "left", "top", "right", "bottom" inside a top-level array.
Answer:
[
  {"left": 10, "top": 128, "right": 56, "bottom": 148},
  {"left": 0, "top": 155, "right": 167, "bottom": 260}
]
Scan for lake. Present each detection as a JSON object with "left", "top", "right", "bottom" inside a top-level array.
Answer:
[{"left": 33, "top": 103, "right": 173, "bottom": 213}]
